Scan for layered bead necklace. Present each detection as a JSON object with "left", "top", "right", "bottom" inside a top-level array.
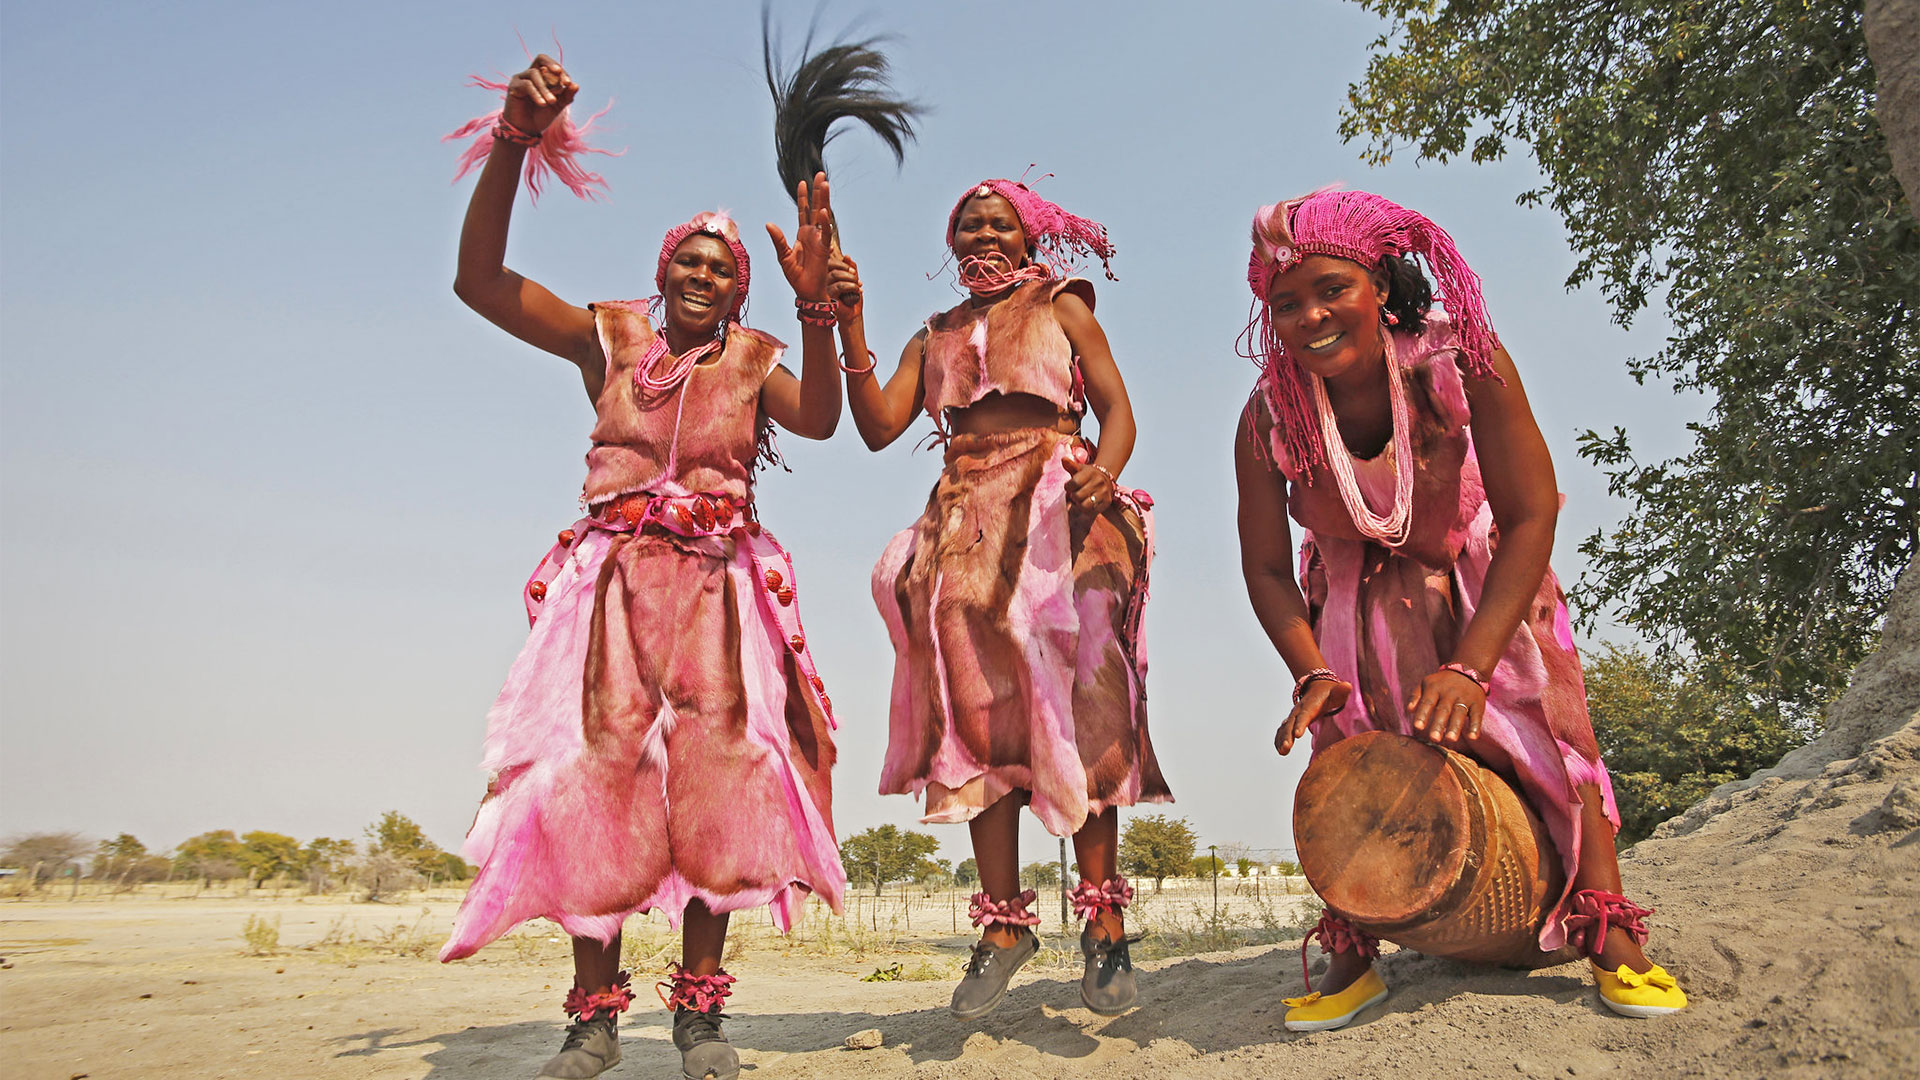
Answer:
[
  {"left": 1310, "top": 331, "right": 1414, "bottom": 547},
  {"left": 633, "top": 330, "right": 724, "bottom": 396}
]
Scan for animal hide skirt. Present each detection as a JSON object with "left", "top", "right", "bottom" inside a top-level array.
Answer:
[
  {"left": 440, "top": 508, "right": 845, "bottom": 961},
  {"left": 873, "top": 427, "right": 1171, "bottom": 837}
]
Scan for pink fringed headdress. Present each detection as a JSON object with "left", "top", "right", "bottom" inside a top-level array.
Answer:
[
  {"left": 445, "top": 74, "right": 617, "bottom": 204},
  {"left": 1240, "top": 188, "right": 1503, "bottom": 477},
  {"left": 654, "top": 211, "right": 752, "bottom": 320},
  {"left": 948, "top": 178, "right": 1116, "bottom": 280}
]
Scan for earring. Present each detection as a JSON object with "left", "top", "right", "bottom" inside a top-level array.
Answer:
[{"left": 1380, "top": 308, "right": 1399, "bottom": 326}]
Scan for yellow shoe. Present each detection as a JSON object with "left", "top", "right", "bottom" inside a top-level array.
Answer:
[
  {"left": 1591, "top": 961, "right": 1688, "bottom": 1017},
  {"left": 1283, "top": 966, "right": 1388, "bottom": 1032}
]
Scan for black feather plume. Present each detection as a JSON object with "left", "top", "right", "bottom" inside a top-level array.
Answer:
[{"left": 762, "top": 3, "right": 924, "bottom": 203}]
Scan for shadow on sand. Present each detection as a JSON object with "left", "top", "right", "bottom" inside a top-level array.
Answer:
[{"left": 334, "top": 945, "right": 1592, "bottom": 1075}]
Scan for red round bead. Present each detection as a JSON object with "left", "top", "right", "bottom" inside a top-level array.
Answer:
[
  {"left": 765, "top": 568, "right": 784, "bottom": 591},
  {"left": 789, "top": 634, "right": 806, "bottom": 652},
  {"left": 529, "top": 580, "right": 548, "bottom": 601},
  {"left": 558, "top": 529, "right": 576, "bottom": 547},
  {"left": 777, "top": 585, "right": 795, "bottom": 606}
]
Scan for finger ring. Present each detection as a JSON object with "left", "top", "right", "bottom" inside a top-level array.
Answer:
[{"left": 1452, "top": 702, "right": 1470, "bottom": 710}]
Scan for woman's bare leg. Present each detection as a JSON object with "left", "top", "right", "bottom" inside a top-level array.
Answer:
[
  {"left": 1071, "top": 807, "right": 1124, "bottom": 942},
  {"left": 1572, "top": 784, "right": 1654, "bottom": 972},
  {"left": 969, "top": 794, "right": 1024, "bottom": 947},
  {"left": 571, "top": 933, "right": 622, "bottom": 994}
]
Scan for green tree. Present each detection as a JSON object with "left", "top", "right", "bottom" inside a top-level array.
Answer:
[
  {"left": 1344, "top": 0, "right": 1919, "bottom": 714},
  {"left": 954, "top": 857, "right": 979, "bottom": 889},
  {"left": 366, "top": 811, "right": 444, "bottom": 877},
  {"left": 1585, "top": 643, "right": 1805, "bottom": 843},
  {"left": 837, "top": 825, "right": 940, "bottom": 895},
  {"left": 174, "top": 830, "right": 245, "bottom": 885},
  {"left": 1020, "top": 861, "right": 1061, "bottom": 889},
  {"left": 93, "top": 834, "right": 170, "bottom": 888},
  {"left": 92, "top": 834, "right": 144, "bottom": 879},
  {"left": 299, "top": 837, "right": 357, "bottom": 893},
  {"left": 238, "top": 831, "right": 302, "bottom": 887},
  {"left": 1119, "top": 814, "right": 1196, "bottom": 892},
  {"left": 1235, "top": 857, "right": 1256, "bottom": 879},
  {"left": 1193, "top": 855, "right": 1225, "bottom": 877}
]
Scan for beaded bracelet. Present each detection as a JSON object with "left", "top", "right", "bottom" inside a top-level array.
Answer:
[
  {"left": 794, "top": 298, "right": 837, "bottom": 327},
  {"left": 1292, "top": 667, "right": 1339, "bottom": 704},
  {"left": 492, "top": 119, "right": 543, "bottom": 147},
  {"left": 1438, "top": 662, "right": 1491, "bottom": 694},
  {"left": 839, "top": 348, "right": 878, "bottom": 375}
]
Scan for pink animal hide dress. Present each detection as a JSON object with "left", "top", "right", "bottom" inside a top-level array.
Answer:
[
  {"left": 872, "top": 278, "right": 1171, "bottom": 837},
  {"left": 1244, "top": 313, "right": 1620, "bottom": 952},
  {"left": 441, "top": 302, "right": 845, "bottom": 961}
]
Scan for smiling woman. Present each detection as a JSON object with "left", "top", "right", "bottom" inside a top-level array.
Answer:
[
  {"left": 440, "top": 52, "right": 849, "bottom": 1080},
  {"left": 1233, "top": 188, "right": 1689, "bottom": 1032}
]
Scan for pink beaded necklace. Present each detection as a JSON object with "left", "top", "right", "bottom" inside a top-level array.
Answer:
[
  {"left": 633, "top": 331, "right": 724, "bottom": 396},
  {"left": 1310, "top": 332, "right": 1413, "bottom": 546}
]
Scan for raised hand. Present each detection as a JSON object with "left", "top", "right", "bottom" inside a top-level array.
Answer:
[
  {"left": 1276, "top": 678, "right": 1351, "bottom": 756},
  {"left": 766, "top": 172, "right": 833, "bottom": 302},
  {"left": 503, "top": 54, "right": 579, "bottom": 136}
]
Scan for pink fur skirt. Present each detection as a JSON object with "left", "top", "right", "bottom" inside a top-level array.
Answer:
[
  {"left": 873, "top": 427, "right": 1171, "bottom": 837},
  {"left": 1302, "top": 502, "right": 1620, "bottom": 951},
  {"left": 440, "top": 520, "right": 845, "bottom": 962}
]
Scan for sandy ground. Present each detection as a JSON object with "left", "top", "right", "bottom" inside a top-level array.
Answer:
[{"left": 7, "top": 567, "right": 1917, "bottom": 1080}]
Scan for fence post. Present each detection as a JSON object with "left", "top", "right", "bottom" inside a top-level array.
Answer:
[{"left": 1057, "top": 838, "right": 1069, "bottom": 929}]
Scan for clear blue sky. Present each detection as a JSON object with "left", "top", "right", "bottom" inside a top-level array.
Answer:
[{"left": 0, "top": 1, "right": 1699, "bottom": 866}]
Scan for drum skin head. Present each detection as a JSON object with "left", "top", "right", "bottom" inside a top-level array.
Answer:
[{"left": 1294, "top": 731, "right": 1474, "bottom": 927}]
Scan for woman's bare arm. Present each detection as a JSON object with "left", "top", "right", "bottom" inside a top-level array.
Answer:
[
  {"left": 1055, "top": 292, "right": 1133, "bottom": 511},
  {"left": 450, "top": 56, "right": 604, "bottom": 400},
  {"left": 1235, "top": 410, "right": 1350, "bottom": 754},
  {"left": 1405, "top": 346, "right": 1560, "bottom": 742}
]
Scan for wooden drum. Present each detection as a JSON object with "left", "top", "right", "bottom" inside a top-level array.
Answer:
[{"left": 1293, "top": 730, "right": 1576, "bottom": 968}]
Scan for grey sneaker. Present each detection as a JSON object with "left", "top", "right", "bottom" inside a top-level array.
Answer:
[
  {"left": 1078, "top": 924, "right": 1141, "bottom": 1015},
  {"left": 672, "top": 1006, "right": 739, "bottom": 1080},
  {"left": 949, "top": 927, "right": 1039, "bottom": 1020},
  {"left": 536, "top": 1012, "right": 620, "bottom": 1079}
]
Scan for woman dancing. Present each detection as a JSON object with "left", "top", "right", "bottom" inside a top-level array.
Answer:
[
  {"left": 440, "top": 55, "right": 848, "bottom": 1080},
  {"left": 830, "top": 177, "right": 1168, "bottom": 1019},
  {"left": 1234, "top": 188, "right": 1688, "bottom": 1031}
]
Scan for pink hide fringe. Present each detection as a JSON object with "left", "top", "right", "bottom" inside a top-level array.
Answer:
[
  {"left": 441, "top": 527, "right": 843, "bottom": 962},
  {"left": 445, "top": 76, "right": 616, "bottom": 204},
  {"left": 872, "top": 434, "right": 1162, "bottom": 837}
]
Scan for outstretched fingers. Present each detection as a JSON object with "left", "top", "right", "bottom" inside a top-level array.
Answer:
[{"left": 765, "top": 222, "right": 792, "bottom": 261}]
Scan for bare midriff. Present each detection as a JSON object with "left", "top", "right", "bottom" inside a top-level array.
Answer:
[{"left": 946, "top": 390, "right": 1078, "bottom": 436}]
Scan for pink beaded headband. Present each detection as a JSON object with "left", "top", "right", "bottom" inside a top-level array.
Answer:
[
  {"left": 655, "top": 211, "right": 752, "bottom": 319},
  {"left": 948, "top": 178, "right": 1116, "bottom": 280},
  {"left": 1241, "top": 188, "right": 1502, "bottom": 477}
]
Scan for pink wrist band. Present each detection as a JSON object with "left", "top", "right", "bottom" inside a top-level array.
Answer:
[
  {"left": 1439, "top": 662, "right": 1491, "bottom": 693},
  {"left": 839, "top": 349, "right": 877, "bottom": 375},
  {"left": 492, "top": 119, "right": 542, "bottom": 147},
  {"left": 1292, "top": 667, "right": 1338, "bottom": 704}
]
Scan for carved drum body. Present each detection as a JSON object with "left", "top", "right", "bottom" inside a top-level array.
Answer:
[{"left": 1294, "top": 730, "right": 1576, "bottom": 968}]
